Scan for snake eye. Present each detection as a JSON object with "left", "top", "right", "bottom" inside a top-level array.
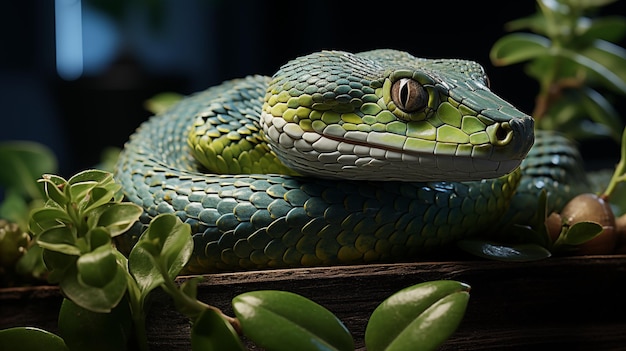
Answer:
[{"left": 391, "top": 78, "right": 428, "bottom": 113}]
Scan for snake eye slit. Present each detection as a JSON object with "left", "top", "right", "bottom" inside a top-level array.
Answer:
[{"left": 391, "top": 78, "right": 428, "bottom": 113}]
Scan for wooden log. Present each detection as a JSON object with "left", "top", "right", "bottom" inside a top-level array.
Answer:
[{"left": 2, "top": 255, "right": 625, "bottom": 350}]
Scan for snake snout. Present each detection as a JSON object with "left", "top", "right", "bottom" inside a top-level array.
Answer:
[{"left": 487, "top": 115, "right": 535, "bottom": 177}]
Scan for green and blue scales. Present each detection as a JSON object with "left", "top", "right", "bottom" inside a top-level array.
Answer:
[{"left": 115, "top": 50, "right": 589, "bottom": 273}]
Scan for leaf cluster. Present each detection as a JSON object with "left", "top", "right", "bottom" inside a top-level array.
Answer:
[{"left": 490, "top": 0, "right": 626, "bottom": 141}]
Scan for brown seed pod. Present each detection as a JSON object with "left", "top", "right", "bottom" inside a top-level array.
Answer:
[{"left": 560, "top": 193, "right": 617, "bottom": 255}]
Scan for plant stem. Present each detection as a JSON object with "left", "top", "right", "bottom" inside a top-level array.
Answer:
[{"left": 157, "top": 261, "right": 242, "bottom": 333}]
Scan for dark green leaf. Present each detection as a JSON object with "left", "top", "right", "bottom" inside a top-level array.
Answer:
[
  {"left": 58, "top": 297, "right": 133, "bottom": 351},
  {"left": 561, "top": 221, "right": 604, "bottom": 245},
  {"left": 579, "top": 87, "right": 623, "bottom": 141},
  {"left": 60, "top": 260, "right": 128, "bottom": 313},
  {"left": 490, "top": 33, "right": 551, "bottom": 66},
  {"left": 191, "top": 309, "right": 246, "bottom": 351},
  {"left": 0, "top": 327, "right": 68, "bottom": 351},
  {"left": 559, "top": 46, "right": 626, "bottom": 94},
  {"left": 37, "top": 226, "right": 81, "bottom": 256},
  {"left": 580, "top": 39, "right": 626, "bottom": 94},
  {"left": 581, "top": 16, "right": 626, "bottom": 42},
  {"left": 42, "top": 250, "right": 77, "bottom": 284},
  {"left": 233, "top": 290, "right": 353, "bottom": 351},
  {"left": 457, "top": 240, "right": 552, "bottom": 262},
  {"left": 0, "top": 141, "right": 57, "bottom": 200},
  {"left": 365, "top": 280, "right": 470, "bottom": 351},
  {"left": 30, "top": 207, "right": 71, "bottom": 233},
  {"left": 77, "top": 245, "right": 118, "bottom": 288}
]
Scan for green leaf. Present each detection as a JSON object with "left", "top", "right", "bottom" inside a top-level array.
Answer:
[
  {"left": 457, "top": 240, "right": 552, "bottom": 262},
  {"left": 58, "top": 297, "right": 133, "bottom": 351},
  {"left": 30, "top": 207, "right": 71, "bottom": 233},
  {"left": 67, "top": 169, "right": 114, "bottom": 186},
  {"left": 191, "top": 309, "right": 246, "bottom": 351},
  {"left": 128, "top": 242, "right": 164, "bottom": 295},
  {"left": 37, "top": 226, "right": 81, "bottom": 256},
  {"left": 39, "top": 175, "right": 68, "bottom": 207},
  {"left": 42, "top": 250, "right": 77, "bottom": 284},
  {"left": 233, "top": 290, "right": 354, "bottom": 351},
  {"left": 95, "top": 203, "right": 143, "bottom": 237},
  {"left": 0, "top": 141, "right": 57, "bottom": 200},
  {"left": 60, "top": 259, "right": 128, "bottom": 313},
  {"left": 365, "top": 280, "right": 470, "bottom": 351},
  {"left": 0, "top": 327, "right": 68, "bottom": 351},
  {"left": 490, "top": 33, "right": 551, "bottom": 66},
  {"left": 559, "top": 46, "right": 626, "bottom": 94},
  {"left": 81, "top": 186, "right": 117, "bottom": 214},
  {"left": 76, "top": 244, "right": 118, "bottom": 288},
  {"left": 129, "top": 214, "right": 192, "bottom": 294},
  {"left": 561, "top": 221, "right": 604, "bottom": 245},
  {"left": 580, "top": 39, "right": 626, "bottom": 93},
  {"left": 581, "top": 16, "right": 626, "bottom": 43},
  {"left": 579, "top": 87, "right": 623, "bottom": 141}
]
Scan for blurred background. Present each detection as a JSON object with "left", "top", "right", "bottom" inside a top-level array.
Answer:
[{"left": 1, "top": 0, "right": 625, "bottom": 177}]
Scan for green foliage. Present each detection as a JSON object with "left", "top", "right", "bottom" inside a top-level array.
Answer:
[
  {"left": 490, "top": 0, "right": 626, "bottom": 141},
  {"left": 365, "top": 280, "right": 470, "bottom": 351},
  {"left": 233, "top": 290, "right": 354, "bottom": 351},
  {"left": 0, "top": 327, "right": 68, "bottom": 351},
  {"left": 29, "top": 170, "right": 143, "bottom": 312}
]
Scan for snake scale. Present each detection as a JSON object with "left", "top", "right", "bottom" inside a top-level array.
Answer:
[{"left": 114, "top": 49, "right": 590, "bottom": 273}]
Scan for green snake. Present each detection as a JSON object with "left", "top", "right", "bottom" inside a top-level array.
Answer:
[{"left": 114, "top": 49, "right": 589, "bottom": 273}]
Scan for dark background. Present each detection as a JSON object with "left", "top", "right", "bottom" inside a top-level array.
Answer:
[{"left": 1, "top": 0, "right": 625, "bottom": 177}]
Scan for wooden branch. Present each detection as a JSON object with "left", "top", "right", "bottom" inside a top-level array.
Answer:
[{"left": 2, "top": 255, "right": 625, "bottom": 350}]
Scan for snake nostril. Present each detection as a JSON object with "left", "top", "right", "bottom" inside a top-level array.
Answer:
[
  {"left": 492, "top": 122, "right": 514, "bottom": 146},
  {"left": 496, "top": 124, "right": 509, "bottom": 142}
]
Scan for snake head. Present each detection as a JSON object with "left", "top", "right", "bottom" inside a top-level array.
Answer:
[{"left": 261, "top": 49, "right": 534, "bottom": 182}]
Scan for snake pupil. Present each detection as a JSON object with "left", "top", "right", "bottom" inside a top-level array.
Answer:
[{"left": 391, "top": 78, "right": 427, "bottom": 113}]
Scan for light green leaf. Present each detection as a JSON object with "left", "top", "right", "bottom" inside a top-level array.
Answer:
[
  {"left": 129, "top": 213, "right": 192, "bottom": 294},
  {"left": 0, "top": 327, "right": 68, "bottom": 351},
  {"left": 365, "top": 280, "right": 470, "bottom": 351},
  {"left": 95, "top": 203, "right": 143, "bottom": 237},
  {"left": 233, "top": 290, "right": 354, "bottom": 351},
  {"left": 29, "top": 207, "right": 71, "bottom": 233},
  {"left": 490, "top": 33, "right": 551, "bottom": 66},
  {"left": 191, "top": 309, "right": 246, "bottom": 351}
]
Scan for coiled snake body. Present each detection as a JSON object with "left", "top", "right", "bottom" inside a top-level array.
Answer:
[{"left": 115, "top": 50, "right": 589, "bottom": 273}]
